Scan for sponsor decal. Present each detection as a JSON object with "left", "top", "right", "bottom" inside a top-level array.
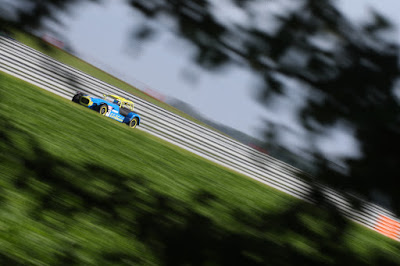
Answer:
[
  {"left": 106, "top": 106, "right": 113, "bottom": 116},
  {"left": 109, "top": 113, "right": 124, "bottom": 122}
]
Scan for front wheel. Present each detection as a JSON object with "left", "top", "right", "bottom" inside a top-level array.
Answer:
[
  {"left": 72, "top": 92, "right": 83, "bottom": 103},
  {"left": 129, "top": 117, "right": 139, "bottom": 128},
  {"left": 99, "top": 104, "right": 108, "bottom": 116}
]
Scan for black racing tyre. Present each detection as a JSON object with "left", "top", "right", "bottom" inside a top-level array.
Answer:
[
  {"left": 72, "top": 92, "right": 83, "bottom": 103},
  {"left": 99, "top": 104, "right": 108, "bottom": 116},
  {"left": 129, "top": 117, "right": 139, "bottom": 128}
]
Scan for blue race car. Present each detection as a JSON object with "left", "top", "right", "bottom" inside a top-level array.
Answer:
[{"left": 72, "top": 92, "right": 141, "bottom": 128}]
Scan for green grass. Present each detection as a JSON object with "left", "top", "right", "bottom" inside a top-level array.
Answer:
[
  {"left": 0, "top": 71, "right": 399, "bottom": 265},
  {"left": 7, "top": 28, "right": 219, "bottom": 130}
]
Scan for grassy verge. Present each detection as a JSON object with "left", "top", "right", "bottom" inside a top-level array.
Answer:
[{"left": 0, "top": 71, "right": 399, "bottom": 265}]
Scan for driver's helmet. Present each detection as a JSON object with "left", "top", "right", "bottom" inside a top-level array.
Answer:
[{"left": 113, "top": 99, "right": 121, "bottom": 105}]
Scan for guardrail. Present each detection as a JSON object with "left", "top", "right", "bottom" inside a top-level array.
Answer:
[{"left": 1, "top": 36, "right": 399, "bottom": 241}]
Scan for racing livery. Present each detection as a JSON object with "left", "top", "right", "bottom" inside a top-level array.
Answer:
[{"left": 72, "top": 92, "right": 141, "bottom": 128}]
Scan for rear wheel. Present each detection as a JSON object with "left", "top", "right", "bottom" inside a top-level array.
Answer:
[
  {"left": 129, "top": 117, "right": 139, "bottom": 128},
  {"left": 99, "top": 104, "right": 108, "bottom": 115}
]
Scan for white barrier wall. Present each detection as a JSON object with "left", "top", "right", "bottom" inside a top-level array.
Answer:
[{"left": 1, "top": 36, "right": 399, "bottom": 241}]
